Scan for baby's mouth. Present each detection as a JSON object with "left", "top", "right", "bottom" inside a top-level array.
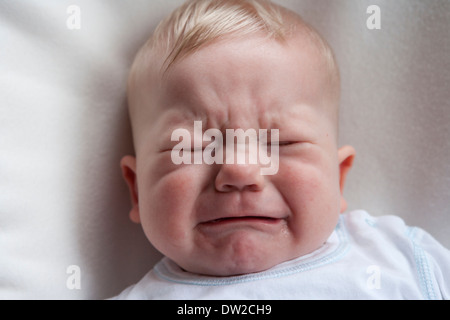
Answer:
[
  {"left": 200, "top": 215, "right": 286, "bottom": 228},
  {"left": 196, "top": 213, "right": 288, "bottom": 236},
  {"left": 208, "top": 216, "right": 280, "bottom": 224}
]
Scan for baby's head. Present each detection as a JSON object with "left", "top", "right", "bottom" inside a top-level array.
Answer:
[{"left": 121, "top": 0, "right": 355, "bottom": 276}]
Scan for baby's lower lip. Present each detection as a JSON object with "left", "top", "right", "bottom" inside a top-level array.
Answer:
[{"left": 197, "top": 216, "right": 287, "bottom": 238}]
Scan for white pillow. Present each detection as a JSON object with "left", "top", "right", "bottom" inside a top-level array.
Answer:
[
  {"left": 1, "top": 0, "right": 449, "bottom": 299},
  {"left": 0, "top": 0, "right": 184, "bottom": 299}
]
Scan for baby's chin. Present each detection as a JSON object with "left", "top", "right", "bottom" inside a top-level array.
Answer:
[
  {"left": 184, "top": 248, "right": 314, "bottom": 277},
  {"left": 180, "top": 256, "right": 285, "bottom": 277},
  {"left": 174, "top": 240, "right": 308, "bottom": 277}
]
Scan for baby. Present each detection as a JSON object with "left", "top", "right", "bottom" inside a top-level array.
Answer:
[{"left": 113, "top": 0, "right": 450, "bottom": 299}]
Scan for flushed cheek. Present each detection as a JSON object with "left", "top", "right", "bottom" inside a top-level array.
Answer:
[
  {"left": 276, "top": 162, "right": 340, "bottom": 237},
  {"left": 139, "top": 166, "right": 206, "bottom": 252}
]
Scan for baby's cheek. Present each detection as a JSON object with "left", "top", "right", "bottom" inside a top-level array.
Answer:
[
  {"left": 272, "top": 159, "right": 339, "bottom": 220},
  {"left": 144, "top": 164, "right": 209, "bottom": 225},
  {"left": 143, "top": 165, "right": 213, "bottom": 257},
  {"left": 161, "top": 163, "right": 212, "bottom": 195}
]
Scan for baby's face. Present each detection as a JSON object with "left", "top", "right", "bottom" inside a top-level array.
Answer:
[{"left": 123, "top": 35, "right": 354, "bottom": 276}]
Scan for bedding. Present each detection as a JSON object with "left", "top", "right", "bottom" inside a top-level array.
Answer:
[{"left": 1, "top": 0, "right": 449, "bottom": 299}]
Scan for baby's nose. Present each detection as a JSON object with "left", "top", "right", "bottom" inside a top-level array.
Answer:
[{"left": 215, "top": 162, "right": 265, "bottom": 192}]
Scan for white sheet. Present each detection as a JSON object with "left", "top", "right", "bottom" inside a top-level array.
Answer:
[{"left": 1, "top": 0, "right": 449, "bottom": 299}]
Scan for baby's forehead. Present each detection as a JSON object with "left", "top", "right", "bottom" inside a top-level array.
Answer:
[{"left": 156, "top": 36, "right": 332, "bottom": 117}]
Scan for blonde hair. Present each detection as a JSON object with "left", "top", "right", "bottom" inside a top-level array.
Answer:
[
  {"left": 130, "top": 0, "right": 337, "bottom": 73},
  {"left": 134, "top": 0, "right": 287, "bottom": 74},
  {"left": 128, "top": 0, "right": 340, "bottom": 145}
]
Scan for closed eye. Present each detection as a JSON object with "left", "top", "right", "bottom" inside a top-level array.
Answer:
[
  {"left": 269, "top": 141, "right": 300, "bottom": 147},
  {"left": 185, "top": 148, "right": 205, "bottom": 152},
  {"left": 161, "top": 146, "right": 205, "bottom": 153}
]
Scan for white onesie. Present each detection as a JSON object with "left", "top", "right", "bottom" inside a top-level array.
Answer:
[{"left": 111, "top": 210, "right": 450, "bottom": 300}]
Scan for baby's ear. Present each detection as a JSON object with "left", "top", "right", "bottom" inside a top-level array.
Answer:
[
  {"left": 337, "top": 146, "right": 356, "bottom": 213},
  {"left": 120, "top": 155, "right": 140, "bottom": 223}
]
